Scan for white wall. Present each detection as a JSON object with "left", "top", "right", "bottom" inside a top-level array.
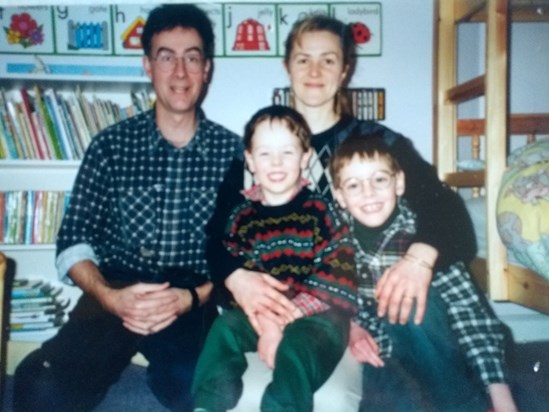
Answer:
[{"left": 510, "top": 22, "right": 549, "bottom": 113}]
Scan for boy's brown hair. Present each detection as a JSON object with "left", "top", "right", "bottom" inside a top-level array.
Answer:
[
  {"left": 243, "top": 105, "right": 312, "bottom": 152},
  {"left": 330, "top": 133, "right": 402, "bottom": 188}
]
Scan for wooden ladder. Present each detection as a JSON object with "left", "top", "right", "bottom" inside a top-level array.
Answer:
[{"left": 434, "top": 0, "right": 509, "bottom": 299}]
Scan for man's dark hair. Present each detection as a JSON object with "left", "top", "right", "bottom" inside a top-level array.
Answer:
[{"left": 141, "top": 4, "right": 215, "bottom": 59}]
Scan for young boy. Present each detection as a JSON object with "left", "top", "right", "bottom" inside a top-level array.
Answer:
[
  {"left": 330, "top": 135, "right": 517, "bottom": 412},
  {"left": 192, "top": 105, "right": 357, "bottom": 412}
]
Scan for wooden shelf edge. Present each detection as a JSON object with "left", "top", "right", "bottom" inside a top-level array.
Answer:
[
  {"left": 469, "top": 257, "right": 549, "bottom": 315},
  {"left": 457, "top": 0, "right": 549, "bottom": 22},
  {"left": 0, "top": 160, "right": 81, "bottom": 168},
  {"left": 446, "top": 75, "right": 485, "bottom": 104},
  {"left": 507, "top": 265, "right": 549, "bottom": 315},
  {"left": 457, "top": 113, "right": 549, "bottom": 135},
  {"left": 444, "top": 170, "right": 485, "bottom": 187},
  {"left": 454, "top": 0, "right": 486, "bottom": 22}
]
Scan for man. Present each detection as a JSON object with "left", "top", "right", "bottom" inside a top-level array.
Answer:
[{"left": 13, "top": 5, "right": 242, "bottom": 412}]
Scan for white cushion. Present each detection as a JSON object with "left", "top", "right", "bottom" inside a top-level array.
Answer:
[{"left": 229, "top": 348, "right": 362, "bottom": 412}]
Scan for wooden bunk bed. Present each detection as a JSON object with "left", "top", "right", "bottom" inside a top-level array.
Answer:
[{"left": 434, "top": 0, "right": 549, "bottom": 314}]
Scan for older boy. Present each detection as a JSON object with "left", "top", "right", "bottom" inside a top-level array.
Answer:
[{"left": 330, "top": 134, "right": 516, "bottom": 412}]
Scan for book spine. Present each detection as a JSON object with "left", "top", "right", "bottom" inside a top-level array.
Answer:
[
  {"left": 43, "top": 90, "right": 70, "bottom": 160},
  {"left": 59, "top": 96, "right": 83, "bottom": 158},
  {"left": 20, "top": 89, "right": 45, "bottom": 159},
  {"left": 31, "top": 111, "right": 53, "bottom": 160},
  {"left": 32, "top": 190, "right": 44, "bottom": 244},
  {"left": 5, "top": 100, "right": 28, "bottom": 159},
  {"left": 11, "top": 320, "right": 63, "bottom": 331},
  {"left": 0, "top": 192, "right": 5, "bottom": 243},
  {"left": 34, "top": 86, "right": 64, "bottom": 160},
  {"left": 15, "top": 102, "right": 38, "bottom": 159},
  {"left": 24, "top": 190, "right": 34, "bottom": 244}
]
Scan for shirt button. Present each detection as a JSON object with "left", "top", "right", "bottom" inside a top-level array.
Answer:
[{"left": 140, "top": 246, "right": 155, "bottom": 257}]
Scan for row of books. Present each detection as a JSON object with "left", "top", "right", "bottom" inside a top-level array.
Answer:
[
  {"left": 10, "top": 278, "right": 69, "bottom": 335},
  {"left": 0, "top": 87, "right": 152, "bottom": 160},
  {"left": 272, "top": 87, "right": 386, "bottom": 121},
  {"left": 0, "top": 191, "right": 70, "bottom": 245}
]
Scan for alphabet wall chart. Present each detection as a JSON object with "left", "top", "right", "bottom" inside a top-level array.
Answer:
[{"left": 1, "top": 3, "right": 381, "bottom": 78}]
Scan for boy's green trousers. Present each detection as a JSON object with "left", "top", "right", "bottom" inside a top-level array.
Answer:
[{"left": 192, "top": 308, "right": 349, "bottom": 412}]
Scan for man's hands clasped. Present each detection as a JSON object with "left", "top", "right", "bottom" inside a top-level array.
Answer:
[{"left": 102, "top": 282, "right": 211, "bottom": 335}]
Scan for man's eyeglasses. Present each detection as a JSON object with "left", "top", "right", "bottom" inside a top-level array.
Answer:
[
  {"left": 153, "top": 51, "right": 205, "bottom": 74},
  {"left": 340, "top": 170, "right": 395, "bottom": 197}
]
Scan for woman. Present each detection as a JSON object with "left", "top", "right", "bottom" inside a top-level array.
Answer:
[{"left": 207, "top": 15, "right": 476, "bottom": 331}]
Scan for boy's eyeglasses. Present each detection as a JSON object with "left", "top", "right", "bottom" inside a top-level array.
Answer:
[
  {"left": 340, "top": 170, "right": 395, "bottom": 197},
  {"left": 153, "top": 51, "right": 204, "bottom": 73}
]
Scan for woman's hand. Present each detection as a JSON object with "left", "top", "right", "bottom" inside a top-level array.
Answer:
[
  {"left": 225, "top": 269, "right": 297, "bottom": 333},
  {"left": 375, "top": 243, "right": 437, "bottom": 325}
]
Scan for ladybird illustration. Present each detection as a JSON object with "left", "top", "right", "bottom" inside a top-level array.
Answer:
[{"left": 351, "top": 22, "right": 372, "bottom": 44}]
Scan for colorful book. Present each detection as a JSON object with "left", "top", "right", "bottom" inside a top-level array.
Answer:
[
  {"left": 76, "top": 86, "right": 99, "bottom": 137},
  {"left": 34, "top": 86, "right": 64, "bottom": 160},
  {"left": 5, "top": 100, "right": 28, "bottom": 159},
  {"left": 15, "top": 101, "right": 38, "bottom": 159},
  {"left": 20, "top": 88, "right": 46, "bottom": 159},
  {"left": 0, "top": 192, "right": 5, "bottom": 242},
  {"left": 13, "top": 288, "right": 63, "bottom": 302},
  {"left": 58, "top": 96, "right": 83, "bottom": 158},
  {"left": 24, "top": 190, "right": 34, "bottom": 244},
  {"left": 43, "top": 89, "right": 73, "bottom": 160},
  {"left": 65, "top": 93, "right": 91, "bottom": 154},
  {"left": 31, "top": 111, "right": 53, "bottom": 160},
  {"left": 0, "top": 110, "right": 19, "bottom": 159},
  {"left": 10, "top": 319, "right": 64, "bottom": 331},
  {"left": 32, "top": 190, "right": 44, "bottom": 244},
  {"left": 17, "top": 190, "right": 28, "bottom": 244},
  {"left": 4, "top": 191, "right": 21, "bottom": 244}
]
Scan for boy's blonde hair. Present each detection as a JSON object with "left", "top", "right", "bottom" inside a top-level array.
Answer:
[{"left": 330, "top": 134, "right": 402, "bottom": 188}]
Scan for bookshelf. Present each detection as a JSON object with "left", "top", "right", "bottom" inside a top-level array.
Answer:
[{"left": 0, "top": 86, "right": 154, "bottom": 371}]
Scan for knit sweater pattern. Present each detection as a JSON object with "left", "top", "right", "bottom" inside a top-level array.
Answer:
[{"left": 224, "top": 188, "right": 357, "bottom": 314}]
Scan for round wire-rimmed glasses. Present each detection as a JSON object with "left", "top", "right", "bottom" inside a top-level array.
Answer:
[{"left": 340, "top": 170, "right": 395, "bottom": 197}]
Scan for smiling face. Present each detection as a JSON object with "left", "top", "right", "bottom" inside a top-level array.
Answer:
[
  {"left": 143, "top": 26, "right": 211, "bottom": 119},
  {"left": 285, "top": 30, "right": 348, "bottom": 113},
  {"left": 245, "top": 119, "right": 311, "bottom": 206},
  {"left": 334, "top": 155, "right": 405, "bottom": 228}
]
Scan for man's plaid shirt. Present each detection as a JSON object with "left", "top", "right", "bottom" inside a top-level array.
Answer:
[
  {"left": 350, "top": 200, "right": 507, "bottom": 387},
  {"left": 56, "top": 109, "right": 242, "bottom": 285}
]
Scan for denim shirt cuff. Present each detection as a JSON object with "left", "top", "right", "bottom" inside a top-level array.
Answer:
[{"left": 56, "top": 243, "right": 99, "bottom": 285}]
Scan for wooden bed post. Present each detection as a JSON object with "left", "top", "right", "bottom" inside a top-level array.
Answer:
[{"left": 485, "top": 0, "right": 509, "bottom": 299}]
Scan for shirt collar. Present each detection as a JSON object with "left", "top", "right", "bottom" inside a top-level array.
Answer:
[{"left": 146, "top": 107, "right": 208, "bottom": 155}]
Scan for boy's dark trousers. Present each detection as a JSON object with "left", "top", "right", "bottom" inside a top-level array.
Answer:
[{"left": 360, "top": 290, "right": 490, "bottom": 412}]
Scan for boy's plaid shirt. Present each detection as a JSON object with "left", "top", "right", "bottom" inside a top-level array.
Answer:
[{"left": 349, "top": 200, "right": 507, "bottom": 387}]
